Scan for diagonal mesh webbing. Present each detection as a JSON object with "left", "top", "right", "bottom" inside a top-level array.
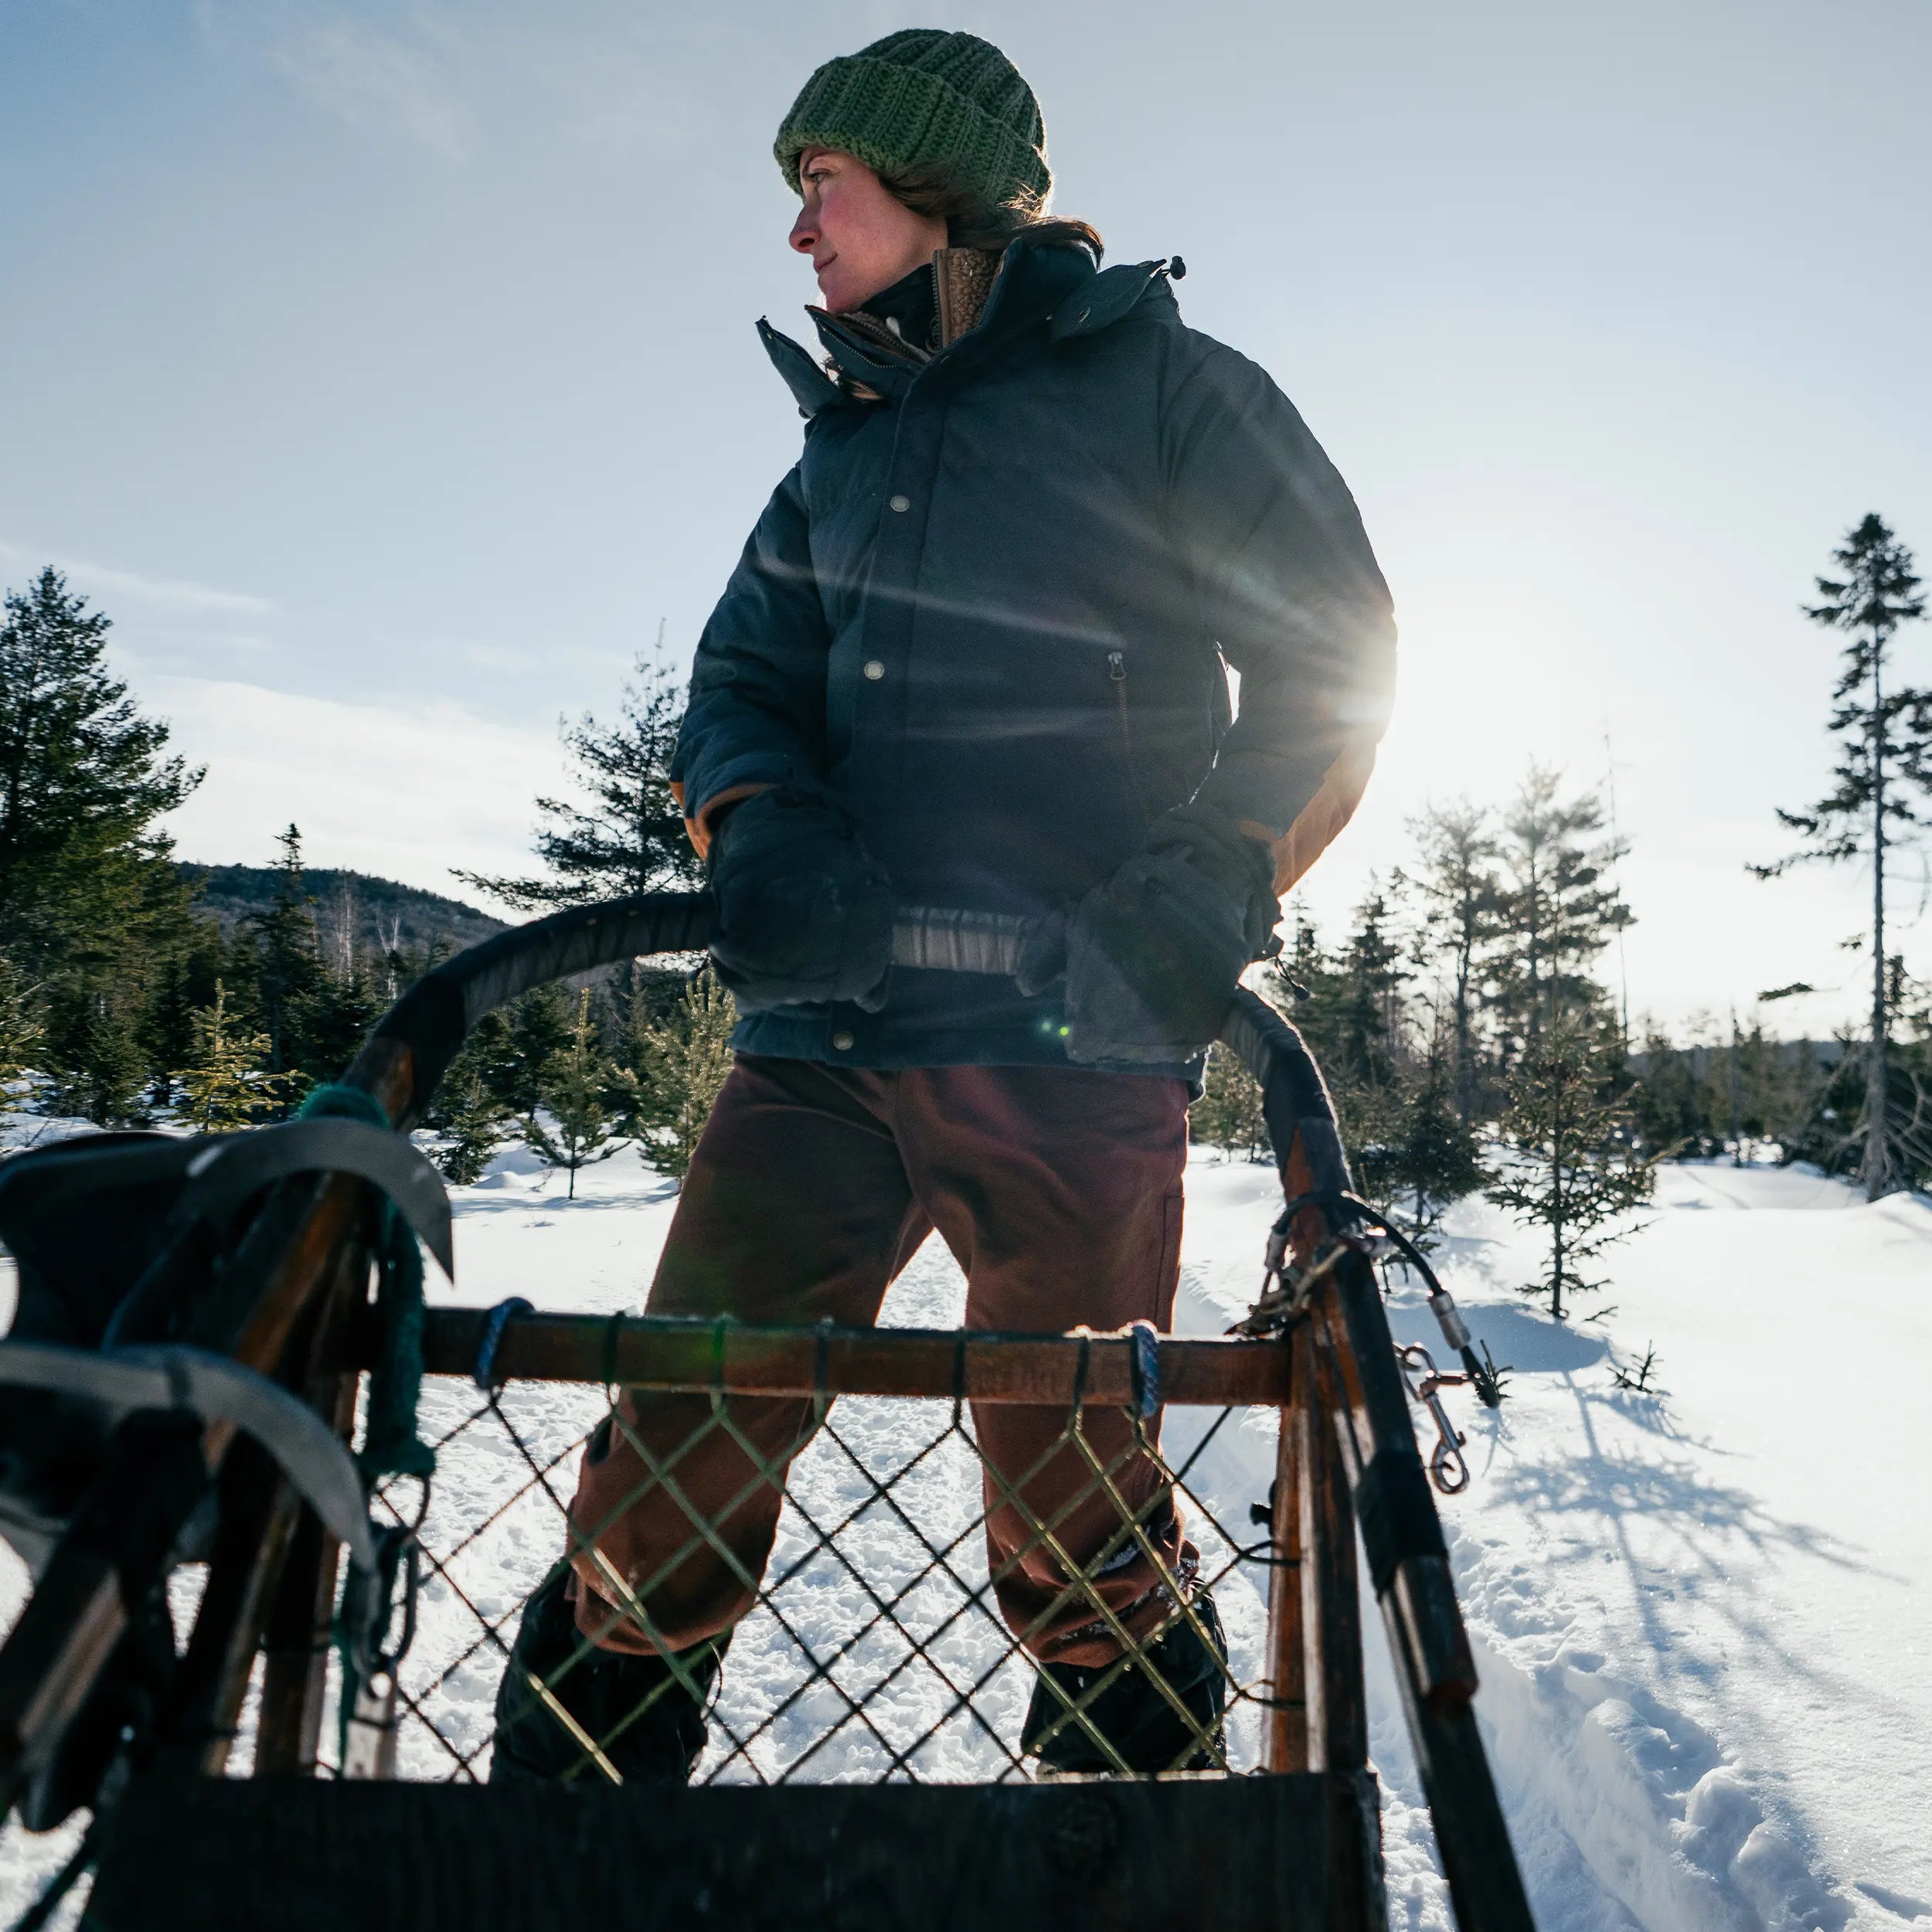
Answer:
[{"left": 325, "top": 1340, "right": 1284, "bottom": 1787}]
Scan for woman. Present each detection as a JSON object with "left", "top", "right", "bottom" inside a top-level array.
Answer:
[{"left": 492, "top": 27, "right": 1395, "bottom": 1784}]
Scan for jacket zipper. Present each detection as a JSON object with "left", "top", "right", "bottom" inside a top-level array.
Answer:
[{"left": 1107, "top": 651, "right": 1154, "bottom": 825}]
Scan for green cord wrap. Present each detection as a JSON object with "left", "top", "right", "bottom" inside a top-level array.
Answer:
[
  {"left": 298, "top": 1082, "right": 437, "bottom": 1767},
  {"left": 298, "top": 1083, "right": 436, "bottom": 1483}
]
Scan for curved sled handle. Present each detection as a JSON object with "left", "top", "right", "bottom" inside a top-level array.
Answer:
[
  {"left": 0, "top": 1341, "right": 375, "bottom": 1572},
  {"left": 349, "top": 893, "right": 1335, "bottom": 1147},
  {"left": 175, "top": 1117, "right": 454, "bottom": 1280}
]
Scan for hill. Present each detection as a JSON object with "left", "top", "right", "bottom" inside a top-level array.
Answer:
[{"left": 179, "top": 863, "right": 506, "bottom": 959}]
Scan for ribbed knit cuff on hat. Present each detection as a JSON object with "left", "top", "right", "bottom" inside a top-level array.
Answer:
[{"left": 774, "top": 30, "right": 1050, "bottom": 213}]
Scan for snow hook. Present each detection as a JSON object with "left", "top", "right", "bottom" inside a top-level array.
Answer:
[{"left": 1397, "top": 1342, "right": 1472, "bottom": 1496}]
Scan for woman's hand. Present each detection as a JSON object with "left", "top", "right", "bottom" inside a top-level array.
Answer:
[
  {"left": 1026, "top": 803, "right": 1280, "bottom": 1064},
  {"left": 707, "top": 784, "right": 895, "bottom": 1011}
]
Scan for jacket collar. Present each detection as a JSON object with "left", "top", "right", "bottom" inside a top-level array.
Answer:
[{"left": 757, "top": 238, "right": 1179, "bottom": 417}]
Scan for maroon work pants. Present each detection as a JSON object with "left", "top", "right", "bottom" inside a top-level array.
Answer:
[{"left": 566, "top": 1054, "right": 1194, "bottom": 1668}]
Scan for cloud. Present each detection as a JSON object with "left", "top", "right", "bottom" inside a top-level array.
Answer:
[
  {"left": 233, "top": 3, "right": 474, "bottom": 160},
  {"left": 198, "top": 3, "right": 780, "bottom": 166},
  {"left": 150, "top": 675, "right": 562, "bottom": 903},
  {"left": 0, "top": 540, "right": 274, "bottom": 621}
]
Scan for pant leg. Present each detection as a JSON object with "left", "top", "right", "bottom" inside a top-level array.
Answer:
[
  {"left": 893, "top": 1066, "right": 1192, "bottom": 1668},
  {"left": 569, "top": 1055, "right": 930, "bottom": 1654}
]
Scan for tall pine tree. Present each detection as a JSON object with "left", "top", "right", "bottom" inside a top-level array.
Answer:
[
  {"left": 456, "top": 661, "right": 700, "bottom": 910},
  {"left": 1753, "top": 514, "right": 1930, "bottom": 1199},
  {"left": 1492, "top": 767, "right": 1631, "bottom": 1053},
  {"left": 1409, "top": 800, "right": 1502, "bottom": 1124},
  {"left": 0, "top": 570, "right": 204, "bottom": 1114},
  {"left": 0, "top": 569, "right": 202, "bottom": 971},
  {"left": 244, "top": 825, "right": 325, "bottom": 1085}
]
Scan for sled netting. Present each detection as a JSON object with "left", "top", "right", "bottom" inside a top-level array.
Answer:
[{"left": 329, "top": 1317, "right": 1289, "bottom": 1787}]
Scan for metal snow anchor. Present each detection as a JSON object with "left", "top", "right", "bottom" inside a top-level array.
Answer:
[{"left": 1397, "top": 1342, "right": 1474, "bottom": 1496}]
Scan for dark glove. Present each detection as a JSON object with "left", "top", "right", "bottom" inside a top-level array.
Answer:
[
  {"left": 707, "top": 784, "right": 893, "bottom": 1012},
  {"left": 1018, "top": 802, "right": 1278, "bottom": 1064}
]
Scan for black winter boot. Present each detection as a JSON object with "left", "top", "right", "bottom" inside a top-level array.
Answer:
[
  {"left": 1022, "top": 1592, "right": 1228, "bottom": 1776},
  {"left": 488, "top": 1565, "right": 723, "bottom": 1785}
]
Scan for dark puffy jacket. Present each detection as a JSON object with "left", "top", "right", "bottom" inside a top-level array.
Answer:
[{"left": 672, "top": 236, "right": 1396, "bottom": 1073}]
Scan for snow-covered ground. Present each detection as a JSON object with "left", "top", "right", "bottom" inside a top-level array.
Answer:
[
  {"left": 3, "top": 1129, "right": 1928, "bottom": 1929},
  {"left": 1182, "top": 1158, "right": 1932, "bottom": 1932}
]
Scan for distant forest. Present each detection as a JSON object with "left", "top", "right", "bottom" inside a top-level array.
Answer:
[{"left": 180, "top": 864, "right": 503, "bottom": 957}]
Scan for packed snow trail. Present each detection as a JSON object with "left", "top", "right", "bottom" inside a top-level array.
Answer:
[
  {"left": 1177, "top": 1156, "right": 1931, "bottom": 1931},
  {"left": 3, "top": 1131, "right": 1929, "bottom": 1928}
]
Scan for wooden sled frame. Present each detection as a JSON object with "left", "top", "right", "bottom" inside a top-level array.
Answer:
[{"left": 0, "top": 893, "right": 1534, "bottom": 1930}]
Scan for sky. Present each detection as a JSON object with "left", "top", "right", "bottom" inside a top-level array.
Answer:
[{"left": 5, "top": 0, "right": 1930, "bottom": 1035}]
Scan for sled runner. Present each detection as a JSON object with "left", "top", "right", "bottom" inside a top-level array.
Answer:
[{"left": 0, "top": 893, "right": 1533, "bottom": 1931}]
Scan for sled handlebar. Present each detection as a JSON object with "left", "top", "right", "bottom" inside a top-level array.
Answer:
[{"left": 348, "top": 894, "right": 1349, "bottom": 1198}]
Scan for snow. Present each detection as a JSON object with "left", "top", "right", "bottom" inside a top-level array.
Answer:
[
  {"left": 1355, "top": 1162, "right": 1932, "bottom": 1932},
  {"left": 3, "top": 1127, "right": 1930, "bottom": 1929}
]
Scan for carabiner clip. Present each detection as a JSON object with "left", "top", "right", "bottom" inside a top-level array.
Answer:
[{"left": 1397, "top": 1342, "right": 1471, "bottom": 1496}]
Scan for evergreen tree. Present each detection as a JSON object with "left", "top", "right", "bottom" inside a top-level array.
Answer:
[
  {"left": 1268, "top": 896, "right": 1485, "bottom": 1239},
  {"left": 246, "top": 825, "right": 325, "bottom": 1085},
  {"left": 1753, "top": 513, "right": 1930, "bottom": 1199},
  {"left": 467, "top": 985, "right": 573, "bottom": 1134},
  {"left": 1486, "top": 1013, "right": 1656, "bottom": 1319},
  {"left": 0, "top": 954, "right": 43, "bottom": 1110},
  {"left": 296, "top": 961, "right": 385, "bottom": 1088},
  {"left": 1, "top": 570, "right": 206, "bottom": 1117},
  {"left": 1342, "top": 888, "right": 1409, "bottom": 1081},
  {"left": 616, "top": 975, "right": 736, "bottom": 1180},
  {"left": 47, "top": 994, "right": 148, "bottom": 1126},
  {"left": 0, "top": 570, "right": 202, "bottom": 976},
  {"left": 137, "top": 918, "right": 226, "bottom": 1104},
  {"left": 1409, "top": 800, "right": 1502, "bottom": 1124},
  {"left": 1192, "top": 1041, "right": 1268, "bottom": 1162},
  {"left": 1492, "top": 767, "right": 1631, "bottom": 1053},
  {"left": 1361, "top": 1049, "right": 1490, "bottom": 1247},
  {"left": 429, "top": 1067, "right": 513, "bottom": 1185},
  {"left": 175, "top": 981, "right": 274, "bottom": 1131},
  {"left": 1276, "top": 888, "right": 1410, "bottom": 1160},
  {"left": 1629, "top": 1026, "right": 1712, "bottom": 1158},
  {"left": 455, "top": 662, "right": 700, "bottom": 910},
  {"left": 527, "top": 988, "right": 628, "bottom": 1197}
]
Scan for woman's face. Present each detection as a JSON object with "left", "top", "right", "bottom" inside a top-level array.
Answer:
[{"left": 790, "top": 149, "right": 948, "bottom": 314}]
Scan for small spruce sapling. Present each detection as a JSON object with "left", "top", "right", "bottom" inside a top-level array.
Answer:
[
  {"left": 50, "top": 997, "right": 148, "bottom": 1126},
  {"left": 420, "top": 1022, "right": 519, "bottom": 1183},
  {"left": 1486, "top": 1012, "right": 1657, "bottom": 1320},
  {"left": 176, "top": 980, "right": 274, "bottom": 1131},
  {"left": 1366, "top": 1055, "right": 1490, "bottom": 1248},
  {"left": 617, "top": 975, "right": 735, "bottom": 1180},
  {"left": 527, "top": 988, "right": 628, "bottom": 1197},
  {"left": 1611, "top": 1344, "right": 1662, "bottom": 1394},
  {"left": 433, "top": 1069, "right": 513, "bottom": 1185}
]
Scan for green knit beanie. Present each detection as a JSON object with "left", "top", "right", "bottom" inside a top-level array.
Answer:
[{"left": 774, "top": 29, "right": 1051, "bottom": 214}]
